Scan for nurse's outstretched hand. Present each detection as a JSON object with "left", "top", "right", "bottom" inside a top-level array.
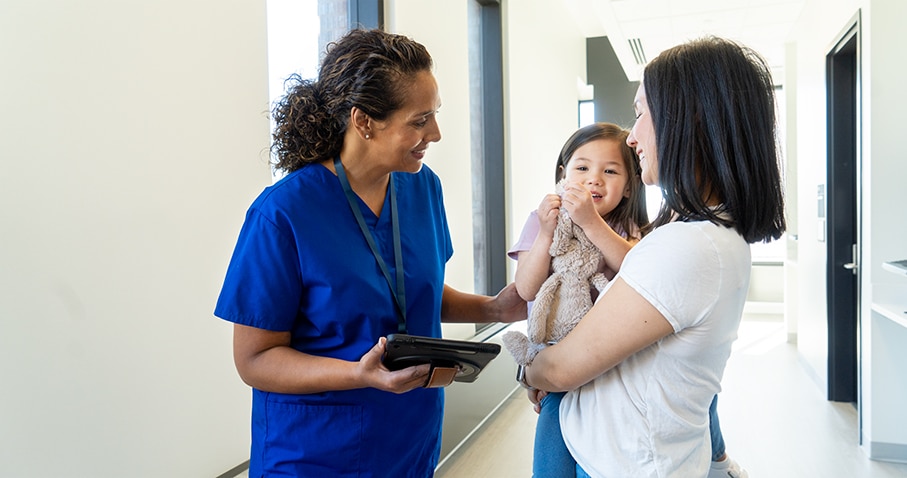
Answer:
[
  {"left": 358, "top": 337, "right": 431, "bottom": 393},
  {"left": 492, "top": 282, "right": 529, "bottom": 324}
]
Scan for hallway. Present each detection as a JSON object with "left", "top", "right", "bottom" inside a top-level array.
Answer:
[{"left": 435, "top": 315, "right": 907, "bottom": 477}]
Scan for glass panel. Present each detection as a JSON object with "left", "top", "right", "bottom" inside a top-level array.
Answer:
[
  {"left": 266, "top": 0, "right": 349, "bottom": 179},
  {"left": 578, "top": 100, "right": 595, "bottom": 127}
]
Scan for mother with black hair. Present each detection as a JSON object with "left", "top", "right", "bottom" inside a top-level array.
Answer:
[{"left": 522, "top": 36, "right": 785, "bottom": 477}]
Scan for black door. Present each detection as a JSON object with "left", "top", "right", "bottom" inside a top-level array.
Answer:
[{"left": 825, "top": 15, "right": 860, "bottom": 403}]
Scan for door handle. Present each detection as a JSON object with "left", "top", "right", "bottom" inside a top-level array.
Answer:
[{"left": 843, "top": 244, "right": 858, "bottom": 275}]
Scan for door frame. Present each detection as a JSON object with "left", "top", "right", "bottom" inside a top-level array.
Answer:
[{"left": 825, "top": 10, "right": 862, "bottom": 404}]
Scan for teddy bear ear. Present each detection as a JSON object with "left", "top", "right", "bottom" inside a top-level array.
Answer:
[{"left": 555, "top": 178, "right": 567, "bottom": 195}]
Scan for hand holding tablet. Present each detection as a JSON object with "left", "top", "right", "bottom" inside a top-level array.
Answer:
[{"left": 382, "top": 334, "right": 502, "bottom": 385}]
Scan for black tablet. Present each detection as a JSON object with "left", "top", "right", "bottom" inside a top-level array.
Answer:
[{"left": 382, "top": 334, "right": 502, "bottom": 383}]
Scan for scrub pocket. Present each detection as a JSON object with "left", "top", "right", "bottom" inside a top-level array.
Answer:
[{"left": 259, "top": 397, "right": 363, "bottom": 477}]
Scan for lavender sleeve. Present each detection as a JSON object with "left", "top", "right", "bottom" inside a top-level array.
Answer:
[{"left": 507, "top": 211, "right": 541, "bottom": 260}]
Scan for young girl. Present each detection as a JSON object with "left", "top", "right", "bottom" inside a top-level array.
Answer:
[{"left": 508, "top": 122, "right": 649, "bottom": 477}]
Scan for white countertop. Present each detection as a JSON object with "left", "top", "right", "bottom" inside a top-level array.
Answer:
[{"left": 872, "top": 284, "right": 907, "bottom": 328}]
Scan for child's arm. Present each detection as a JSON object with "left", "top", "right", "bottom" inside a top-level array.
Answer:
[
  {"left": 582, "top": 218, "right": 637, "bottom": 276},
  {"left": 513, "top": 194, "right": 560, "bottom": 301},
  {"left": 560, "top": 182, "right": 636, "bottom": 274}
]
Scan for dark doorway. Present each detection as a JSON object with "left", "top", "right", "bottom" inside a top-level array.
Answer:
[{"left": 825, "top": 12, "right": 861, "bottom": 403}]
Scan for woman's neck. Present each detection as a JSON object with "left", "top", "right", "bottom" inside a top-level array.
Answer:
[{"left": 326, "top": 153, "right": 389, "bottom": 216}]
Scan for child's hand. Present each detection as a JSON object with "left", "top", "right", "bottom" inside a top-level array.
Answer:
[
  {"left": 561, "top": 181, "right": 599, "bottom": 229},
  {"left": 527, "top": 388, "right": 548, "bottom": 413},
  {"left": 536, "top": 193, "right": 561, "bottom": 236}
]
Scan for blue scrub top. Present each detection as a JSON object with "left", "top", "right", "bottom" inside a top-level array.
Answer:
[{"left": 215, "top": 162, "right": 453, "bottom": 477}]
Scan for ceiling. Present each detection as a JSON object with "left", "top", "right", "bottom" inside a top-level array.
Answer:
[{"left": 562, "top": 0, "right": 807, "bottom": 83}]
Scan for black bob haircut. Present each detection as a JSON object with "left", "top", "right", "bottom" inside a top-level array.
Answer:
[{"left": 643, "top": 36, "right": 786, "bottom": 244}]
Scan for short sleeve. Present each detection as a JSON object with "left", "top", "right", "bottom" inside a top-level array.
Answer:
[
  {"left": 214, "top": 208, "right": 302, "bottom": 331},
  {"left": 507, "top": 211, "right": 541, "bottom": 260},
  {"left": 618, "top": 222, "right": 722, "bottom": 332}
]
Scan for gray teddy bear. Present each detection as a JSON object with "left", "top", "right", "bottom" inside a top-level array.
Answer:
[{"left": 503, "top": 180, "right": 610, "bottom": 366}]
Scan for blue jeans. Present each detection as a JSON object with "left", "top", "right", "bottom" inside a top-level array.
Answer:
[
  {"left": 709, "top": 394, "right": 725, "bottom": 461},
  {"left": 532, "top": 392, "right": 575, "bottom": 478},
  {"left": 536, "top": 393, "right": 726, "bottom": 476}
]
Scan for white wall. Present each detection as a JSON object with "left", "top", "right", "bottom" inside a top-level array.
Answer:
[
  {"left": 787, "top": 0, "right": 864, "bottom": 392},
  {"left": 863, "top": 0, "right": 907, "bottom": 455},
  {"left": 503, "top": 0, "right": 589, "bottom": 259},
  {"left": 387, "top": 0, "right": 475, "bottom": 340},
  {"left": 0, "top": 1, "right": 270, "bottom": 475},
  {"left": 789, "top": 0, "right": 907, "bottom": 458},
  {"left": 865, "top": 0, "right": 907, "bottom": 284}
]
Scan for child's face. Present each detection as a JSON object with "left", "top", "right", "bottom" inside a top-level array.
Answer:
[{"left": 562, "top": 139, "right": 631, "bottom": 218}]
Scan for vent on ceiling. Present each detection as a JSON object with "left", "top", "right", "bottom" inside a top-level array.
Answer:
[{"left": 628, "top": 38, "right": 646, "bottom": 65}]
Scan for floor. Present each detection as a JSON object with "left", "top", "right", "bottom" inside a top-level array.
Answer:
[{"left": 434, "top": 315, "right": 907, "bottom": 478}]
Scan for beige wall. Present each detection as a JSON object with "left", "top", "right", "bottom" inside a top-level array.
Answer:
[{"left": 0, "top": 1, "right": 270, "bottom": 475}]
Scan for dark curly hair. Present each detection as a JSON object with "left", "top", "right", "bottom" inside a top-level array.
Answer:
[
  {"left": 270, "top": 29, "right": 433, "bottom": 173},
  {"left": 554, "top": 122, "right": 650, "bottom": 240}
]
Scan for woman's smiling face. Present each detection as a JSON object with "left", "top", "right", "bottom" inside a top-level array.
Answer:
[
  {"left": 626, "top": 84, "right": 658, "bottom": 187},
  {"left": 370, "top": 70, "right": 443, "bottom": 174}
]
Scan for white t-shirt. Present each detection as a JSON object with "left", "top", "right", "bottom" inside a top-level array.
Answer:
[{"left": 560, "top": 220, "right": 751, "bottom": 478}]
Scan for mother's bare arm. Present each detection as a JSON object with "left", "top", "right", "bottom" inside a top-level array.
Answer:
[{"left": 525, "top": 278, "right": 674, "bottom": 391}]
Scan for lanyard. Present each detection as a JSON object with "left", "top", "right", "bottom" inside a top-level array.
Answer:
[{"left": 333, "top": 156, "right": 407, "bottom": 333}]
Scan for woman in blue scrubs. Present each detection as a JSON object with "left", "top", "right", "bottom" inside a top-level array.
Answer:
[{"left": 214, "top": 29, "right": 526, "bottom": 477}]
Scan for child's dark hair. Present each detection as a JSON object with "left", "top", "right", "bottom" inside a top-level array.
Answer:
[{"left": 554, "top": 123, "right": 650, "bottom": 239}]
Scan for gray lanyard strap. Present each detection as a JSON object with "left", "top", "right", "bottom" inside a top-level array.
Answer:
[{"left": 333, "top": 156, "right": 407, "bottom": 333}]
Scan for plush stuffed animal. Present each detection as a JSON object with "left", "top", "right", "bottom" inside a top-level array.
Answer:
[{"left": 503, "top": 180, "right": 610, "bottom": 366}]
